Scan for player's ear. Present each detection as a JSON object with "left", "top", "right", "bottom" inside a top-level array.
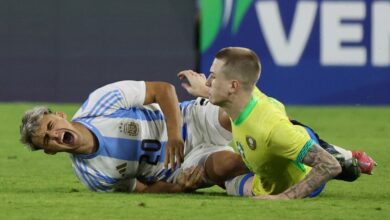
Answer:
[
  {"left": 55, "top": 112, "right": 67, "bottom": 119},
  {"left": 230, "top": 80, "right": 240, "bottom": 93}
]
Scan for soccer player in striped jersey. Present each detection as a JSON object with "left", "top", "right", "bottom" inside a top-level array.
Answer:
[
  {"left": 178, "top": 47, "right": 376, "bottom": 199},
  {"left": 19, "top": 81, "right": 248, "bottom": 193}
]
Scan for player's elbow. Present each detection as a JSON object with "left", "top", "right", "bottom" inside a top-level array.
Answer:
[{"left": 157, "top": 81, "right": 176, "bottom": 93}]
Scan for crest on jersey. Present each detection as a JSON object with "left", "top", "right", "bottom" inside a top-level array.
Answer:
[
  {"left": 119, "top": 121, "right": 139, "bottom": 136},
  {"left": 246, "top": 136, "right": 256, "bottom": 150}
]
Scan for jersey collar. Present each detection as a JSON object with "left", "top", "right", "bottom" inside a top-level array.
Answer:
[{"left": 233, "top": 95, "right": 259, "bottom": 126}]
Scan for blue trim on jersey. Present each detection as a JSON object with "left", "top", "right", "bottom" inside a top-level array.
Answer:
[
  {"left": 155, "top": 168, "right": 174, "bottom": 181},
  {"left": 94, "top": 94, "right": 123, "bottom": 117},
  {"left": 182, "top": 123, "right": 187, "bottom": 142},
  {"left": 88, "top": 90, "right": 119, "bottom": 116},
  {"left": 179, "top": 100, "right": 195, "bottom": 143},
  {"left": 239, "top": 173, "right": 254, "bottom": 196},
  {"left": 72, "top": 157, "right": 98, "bottom": 191},
  {"left": 79, "top": 158, "right": 111, "bottom": 191},
  {"left": 84, "top": 90, "right": 123, "bottom": 123},
  {"left": 71, "top": 119, "right": 104, "bottom": 159},
  {"left": 95, "top": 170, "right": 118, "bottom": 185},
  {"left": 107, "top": 108, "right": 164, "bottom": 121},
  {"left": 70, "top": 156, "right": 94, "bottom": 191},
  {"left": 179, "top": 100, "right": 195, "bottom": 117},
  {"left": 81, "top": 97, "right": 90, "bottom": 111},
  {"left": 307, "top": 184, "right": 326, "bottom": 198}
]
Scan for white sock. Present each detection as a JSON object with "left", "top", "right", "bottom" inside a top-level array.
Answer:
[
  {"left": 225, "top": 173, "right": 254, "bottom": 197},
  {"left": 333, "top": 145, "right": 353, "bottom": 160}
]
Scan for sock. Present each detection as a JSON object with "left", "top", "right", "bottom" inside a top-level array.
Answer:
[
  {"left": 225, "top": 173, "right": 254, "bottom": 196},
  {"left": 333, "top": 145, "right": 353, "bottom": 160}
]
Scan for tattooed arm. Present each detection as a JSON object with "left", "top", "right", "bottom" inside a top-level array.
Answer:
[
  {"left": 283, "top": 144, "right": 342, "bottom": 199},
  {"left": 255, "top": 144, "right": 342, "bottom": 200}
]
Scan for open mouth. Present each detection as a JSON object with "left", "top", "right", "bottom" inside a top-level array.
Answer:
[{"left": 62, "top": 131, "right": 75, "bottom": 145}]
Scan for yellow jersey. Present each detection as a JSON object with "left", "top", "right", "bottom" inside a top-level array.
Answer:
[{"left": 231, "top": 88, "right": 315, "bottom": 195}]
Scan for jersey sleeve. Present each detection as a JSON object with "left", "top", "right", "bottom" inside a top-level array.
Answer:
[
  {"left": 72, "top": 80, "right": 146, "bottom": 120},
  {"left": 268, "top": 119, "right": 314, "bottom": 162}
]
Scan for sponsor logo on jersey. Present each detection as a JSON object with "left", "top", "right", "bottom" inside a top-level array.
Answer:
[
  {"left": 246, "top": 136, "right": 257, "bottom": 150},
  {"left": 119, "top": 121, "right": 139, "bottom": 136}
]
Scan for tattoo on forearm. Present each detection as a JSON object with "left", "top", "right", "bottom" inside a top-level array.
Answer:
[{"left": 283, "top": 144, "right": 341, "bottom": 199}]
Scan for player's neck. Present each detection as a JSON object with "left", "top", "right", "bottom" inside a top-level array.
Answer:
[
  {"left": 72, "top": 122, "right": 98, "bottom": 154},
  {"left": 224, "top": 91, "right": 252, "bottom": 121}
]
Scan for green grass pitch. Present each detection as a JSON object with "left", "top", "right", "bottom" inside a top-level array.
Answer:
[{"left": 1, "top": 103, "right": 389, "bottom": 220}]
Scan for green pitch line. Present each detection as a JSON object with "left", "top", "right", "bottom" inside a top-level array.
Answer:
[{"left": 1, "top": 103, "right": 389, "bottom": 220}]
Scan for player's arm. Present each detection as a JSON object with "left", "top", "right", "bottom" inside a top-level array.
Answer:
[
  {"left": 256, "top": 120, "right": 342, "bottom": 200},
  {"left": 135, "top": 166, "right": 204, "bottom": 193},
  {"left": 280, "top": 144, "right": 342, "bottom": 199},
  {"left": 144, "top": 81, "right": 184, "bottom": 169}
]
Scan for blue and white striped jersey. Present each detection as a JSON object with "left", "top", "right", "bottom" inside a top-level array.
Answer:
[{"left": 70, "top": 81, "right": 169, "bottom": 192}]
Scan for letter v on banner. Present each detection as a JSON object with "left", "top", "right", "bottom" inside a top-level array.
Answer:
[{"left": 255, "top": 1, "right": 317, "bottom": 66}]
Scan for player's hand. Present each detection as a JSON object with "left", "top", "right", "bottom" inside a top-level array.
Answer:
[
  {"left": 165, "top": 136, "right": 185, "bottom": 169},
  {"left": 253, "top": 194, "right": 290, "bottom": 200},
  {"left": 178, "top": 70, "right": 209, "bottom": 98},
  {"left": 176, "top": 166, "right": 205, "bottom": 192}
]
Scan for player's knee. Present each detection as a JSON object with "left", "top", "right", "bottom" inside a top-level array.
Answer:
[
  {"left": 206, "top": 151, "right": 247, "bottom": 177},
  {"left": 221, "top": 153, "right": 247, "bottom": 174}
]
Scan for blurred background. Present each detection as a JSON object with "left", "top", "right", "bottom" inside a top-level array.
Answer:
[{"left": 1, "top": 0, "right": 389, "bottom": 104}]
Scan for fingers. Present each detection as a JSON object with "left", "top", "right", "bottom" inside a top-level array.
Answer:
[
  {"left": 181, "top": 82, "right": 191, "bottom": 91},
  {"left": 170, "top": 146, "right": 175, "bottom": 169},
  {"left": 175, "top": 144, "right": 183, "bottom": 168},
  {"left": 192, "top": 167, "right": 204, "bottom": 184},
  {"left": 179, "top": 143, "right": 184, "bottom": 163},
  {"left": 186, "top": 166, "right": 204, "bottom": 187},
  {"left": 178, "top": 70, "right": 202, "bottom": 82},
  {"left": 164, "top": 146, "right": 176, "bottom": 169},
  {"left": 164, "top": 147, "right": 170, "bottom": 168},
  {"left": 177, "top": 70, "right": 192, "bottom": 80}
]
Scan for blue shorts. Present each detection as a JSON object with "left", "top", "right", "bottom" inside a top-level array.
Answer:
[{"left": 304, "top": 127, "right": 326, "bottom": 198}]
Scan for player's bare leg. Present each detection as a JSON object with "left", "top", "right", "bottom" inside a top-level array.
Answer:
[{"left": 204, "top": 151, "right": 249, "bottom": 186}]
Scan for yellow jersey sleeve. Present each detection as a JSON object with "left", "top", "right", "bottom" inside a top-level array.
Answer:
[{"left": 268, "top": 119, "right": 315, "bottom": 162}]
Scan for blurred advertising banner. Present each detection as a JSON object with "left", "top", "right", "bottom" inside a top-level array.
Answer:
[{"left": 199, "top": 0, "right": 390, "bottom": 104}]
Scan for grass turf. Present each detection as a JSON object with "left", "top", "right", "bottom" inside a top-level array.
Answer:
[{"left": 1, "top": 103, "right": 389, "bottom": 220}]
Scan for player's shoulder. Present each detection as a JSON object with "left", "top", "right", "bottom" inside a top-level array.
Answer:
[{"left": 93, "top": 80, "right": 145, "bottom": 94}]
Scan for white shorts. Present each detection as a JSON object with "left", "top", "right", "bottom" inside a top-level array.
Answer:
[
  {"left": 181, "top": 97, "right": 232, "bottom": 154},
  {"left": 167, "top": 98, "right": 234, "bottom": 185}
]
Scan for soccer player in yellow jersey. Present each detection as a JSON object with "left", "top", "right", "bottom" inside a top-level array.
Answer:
[{"left": 178, "top": 47, "right": 374, "bottom": 199}]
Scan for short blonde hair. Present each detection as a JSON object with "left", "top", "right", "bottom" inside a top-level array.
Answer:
[{"left": 215, "top": 47, "right": 261, "bottom": 91}]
